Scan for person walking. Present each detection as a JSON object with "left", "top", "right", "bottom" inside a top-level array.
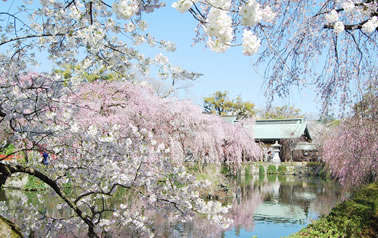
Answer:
[{"left": 42, "top": 152, "right": 49, "bottom": 167}]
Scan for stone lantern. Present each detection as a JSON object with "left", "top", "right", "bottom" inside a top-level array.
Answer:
[{"left": 271, "top": 141, "right": 282, "bottom": 164}]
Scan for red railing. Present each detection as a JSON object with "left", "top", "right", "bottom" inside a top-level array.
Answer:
[{"left": 0, "top": 154, "right": 23, "bottom": 160}]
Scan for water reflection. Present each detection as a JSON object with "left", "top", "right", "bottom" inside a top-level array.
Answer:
[
  {"left": 0, "top": 175, "right": 341, "bottom": 238},
  {"left": 138, "top": 174, "right": 341, "bottom": 238},
  {"left": 225, "top": 174, "right": 341, "bottom": 238}
]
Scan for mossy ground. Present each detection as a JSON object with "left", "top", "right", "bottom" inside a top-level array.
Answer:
[{"left": 287, "top": 182, "right": 378, "bottom": 238}]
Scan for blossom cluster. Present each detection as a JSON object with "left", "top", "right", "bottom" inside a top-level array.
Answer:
[
  {"left": 240, "top": 0, "right": 262, "bottom": 26},
  {"left": 172, "top": 0, "right": 276, "bottom": 55},
  {"left": 242, "top": 30, "right": 260, "bottom": 56},
  {"left": 324, "top": 1, "right": 378, "bottom": 34},
  {"left": 205, "top": 8, "right": 233, "bottom": 52},
  {"left": 362, "top": 16, "right": 378, "bottom": 33},
  {"left": 172, "top": 0, "right": 196, "bottom": 13},
  {"left": 113, "top": 0, "right": 140, "bottom": 19}
]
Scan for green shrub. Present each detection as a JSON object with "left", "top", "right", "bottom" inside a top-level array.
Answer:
[
  {"left": 259, "top": 165, "right": 265, "bottom": 175},
  {"left": 220, "top": 165, "right": 231, "bottom": 175},
  {"left": 267, "top": 165, "right": 277, "bottom": 174},
  {"left": 244, "top": 164, "right": 251, "bottom": 177},
  {"left": 278, "top": 165, "right": 288, "bottom": 175}
]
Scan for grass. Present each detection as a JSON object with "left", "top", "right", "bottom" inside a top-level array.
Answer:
[{"left": 287, "top": 182, "right": 378, "bottom": 238}]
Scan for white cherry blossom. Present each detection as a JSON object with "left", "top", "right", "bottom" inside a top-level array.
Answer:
[
  {"left": 334, "top": 21, "right": 345, "bottom": 33},
  {"left": 325, "top": 10, "right": 339, "bottom": 23},
  {"left": 261, "top": 6, "right": 276, "bottom": 23},
  {"left": 172, "top": 0, "right": 193, "bottom": 13},
  {"left": 113, "top": 0, "right": 139, "bottom": 19},
  {"left": 242, "top": 30, "right": 260, "bottom": 56},
  {"left": 362, "top": 16, "right": 378, "bottom": 33},
  {"left": 240, "top": 0, "right": 262, "bottom": 26},
  {"left": 341, "top": 1, "right": 355, "bottom": 13}
]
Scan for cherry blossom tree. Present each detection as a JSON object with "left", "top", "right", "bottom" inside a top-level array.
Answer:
[
  {"left": 0, "top": 1, "right": 263, "bottom": 236},
  {"left": 68, "top": 80, "right": 260, "bottom": 165},
  {"left": 321, "top": 87, "right": 377, "bottom": 190},
  {"left": 0, "top": 0, "right": 200, "bottom": 88},
  {"left": 0, "top": 72, "right": 260, "bottom": 237},
  {"left": 173, "top": 0, "right": 377, "bottom": 113},
  {"left": 321, "top": 118, "right": 377, "bottom": 190},
  {"left": 0, "top": 0, "right": 376, "bottom": 235}
]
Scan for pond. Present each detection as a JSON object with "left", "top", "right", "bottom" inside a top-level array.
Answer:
[
  {"left": 223, "top": 174, "right": 341, "bottom": 238},
  {"left": 0, "top": 174, "right": 341, "bottom": 238}
]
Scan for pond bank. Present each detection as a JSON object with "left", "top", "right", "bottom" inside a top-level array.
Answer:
[
  {"left": 241, "top": 162, "right": 328, "bottom": 177},
  {"left": 287, "top": 182, "right": 378, "bottom": 238}
]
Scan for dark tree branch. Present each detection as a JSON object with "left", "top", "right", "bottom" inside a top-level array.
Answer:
[
  {"left": 65, "top": 0, "right": 76, "bottom": 10},
  {"left": 99, "top": 1, "right": 112, "bottom": 8},
  {"left": 0, "top": 33, "right": 66, "bottom": 47},
  {"left": 0, "top": 105, "right": 6, "bottom": 117},
  {"left": 0, "top": 163, "right": 99, "bottom": 238},
  {"left": 74, "top": 183, "right": 132, "bottom": 204},
  {"left": 89, "top": 1, "right": 93, "bottom": 25}
]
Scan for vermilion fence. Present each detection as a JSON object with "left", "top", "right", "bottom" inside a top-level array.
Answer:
[{"left": 0, "top": 154, "right": 23, "bottom": 160}]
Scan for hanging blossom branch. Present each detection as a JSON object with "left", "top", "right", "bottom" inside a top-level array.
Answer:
[{"left": 172, "top": 0, "right": 377, "bottom": 113}]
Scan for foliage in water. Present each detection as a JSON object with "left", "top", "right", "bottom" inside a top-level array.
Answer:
[
  {"left": 259, "top": 165, "right": 265, "bottom": 176},
  {"left": 244, "top": 164, "right": 252, "bottom": 177}
]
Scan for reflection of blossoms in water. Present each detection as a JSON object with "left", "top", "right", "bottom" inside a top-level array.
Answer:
[
  {"left": 226, "top": 185, "right": 263, "bottom": 232},
  {"left": 310, "top": 183, "right": 342, "bottom": 216},
  {"left": 155, "top": 179, "right": 264, "bottom": 237},
  {"left": 0, "top": 175, "right": 342, "bottom": 237}
]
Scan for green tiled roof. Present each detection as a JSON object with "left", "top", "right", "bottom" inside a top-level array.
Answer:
[{"left": 245, "top": 118, "right": 312, "bottom": 141}]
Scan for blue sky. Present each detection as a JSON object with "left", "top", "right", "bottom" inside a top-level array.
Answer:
[{"left": 141, "top": 2, "right": 322, "bottom": 117}]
